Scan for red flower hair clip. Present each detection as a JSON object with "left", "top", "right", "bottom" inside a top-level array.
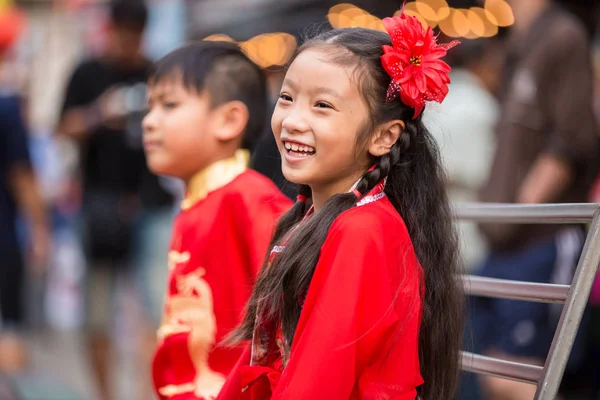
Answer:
[{"left": 381, "top": 8, "right": 459, "bottom": 119}]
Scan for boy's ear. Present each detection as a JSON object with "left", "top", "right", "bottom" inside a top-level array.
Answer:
[
  {"left": 368, "top": 120, "right": 405, "bottom": 157},
  {"left": 212, "top": 100, "right": 249, "bottom": 143}
]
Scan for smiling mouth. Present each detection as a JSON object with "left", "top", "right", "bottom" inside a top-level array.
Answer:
[{"left": 283, "top": 141, "right": 316, "bottom": 157}]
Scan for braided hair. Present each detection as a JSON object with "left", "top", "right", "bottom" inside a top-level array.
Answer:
[{"left": 229, "top": 28, "right": 463, "bottom": 400}]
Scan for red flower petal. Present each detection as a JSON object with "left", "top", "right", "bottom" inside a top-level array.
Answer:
[
  {"left": 422, "top": 68, "right": 444, "bottom": 88},
  {"left": 381, "top": 10, "right": 459, "bottom": 118},
  {"left": 414, "top": 70, "right": 427, "bottom": 93}
]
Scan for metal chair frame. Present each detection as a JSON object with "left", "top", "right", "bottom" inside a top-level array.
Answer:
[{"left": 456, "top": 203, "right": 600, "bottom": 400}]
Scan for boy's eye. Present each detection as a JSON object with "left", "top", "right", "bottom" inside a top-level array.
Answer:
[
  {"left": 315, "top": 101, "right": 333, "bottom": 109},
  {"left": 279, "top": 94, "right": 292, "bottom": 102},
  {"left": 163, "top": 102, "right": 178, "bottom": 109}
]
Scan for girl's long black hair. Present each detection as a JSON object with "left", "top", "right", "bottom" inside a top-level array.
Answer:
[{"left": 229, "top": 28, "right": 463, "bottom": 399}]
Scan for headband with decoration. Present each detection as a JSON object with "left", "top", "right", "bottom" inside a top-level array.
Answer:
[{"left": 380, "top": 8, "right": 459, "bottom": 119}]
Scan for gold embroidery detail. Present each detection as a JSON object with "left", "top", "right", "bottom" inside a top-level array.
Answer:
[
  {"left": 181, "top": 149, "right": 250, "bottom": 210},
  {"left": 159, "top": 383, "right": 196, "bottom": 397},
  {"left": 159, "top": 266, "right": 225, "bottom": 398},
  {"left": 168, "top": 250, "right": 190, "bottom": 272},
  {"left": 157, "top": 323, "right": 191, "bottom": 341}
]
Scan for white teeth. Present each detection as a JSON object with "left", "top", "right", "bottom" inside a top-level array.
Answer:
[{"left": 284, "top": 141, "right": 316, "bottom": 155}]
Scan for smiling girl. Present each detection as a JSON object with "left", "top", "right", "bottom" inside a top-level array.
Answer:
[{"left": 219, "top": 11, "right": 464, "bottom": 400}]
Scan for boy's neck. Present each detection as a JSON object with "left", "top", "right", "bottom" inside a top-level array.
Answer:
[{"left": 181, "top": 149, "right": 249, "bottom": 210}]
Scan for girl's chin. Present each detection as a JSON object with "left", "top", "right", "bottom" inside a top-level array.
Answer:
[{"left": 281, "top": 169, "right": 311, "bottom": 187}]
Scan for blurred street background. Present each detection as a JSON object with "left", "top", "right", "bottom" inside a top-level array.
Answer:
[{"left": 0, "top": 0, "right": 599, "bottom": 399}]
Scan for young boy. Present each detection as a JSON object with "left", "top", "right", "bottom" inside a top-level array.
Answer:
[{"left": 143, "top": 42, "right": 291, "bottom": 400}]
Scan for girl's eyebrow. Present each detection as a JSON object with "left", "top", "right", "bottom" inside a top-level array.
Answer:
[
  {"left": 313, "top": 86, "right": 342, "bottom": 99},
  {"left": 282, "top": 78, "right": 299, "bottom": 90},
  {"left": 282, "top": 78, "right": 342, "bottom": 99}
]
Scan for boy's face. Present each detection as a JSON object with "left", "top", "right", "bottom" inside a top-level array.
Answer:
[{"left": 143, "top": 79, "right": 220, "bottom": 181}]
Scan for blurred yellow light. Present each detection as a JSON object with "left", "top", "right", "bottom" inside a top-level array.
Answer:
[
  {"left": 401, "top": 0, "right": 449, "bottom": 21},
  {"left": 404, "top": 10, "right": 430, "bottom": 30},
  {"left": 417, "top": 0, "right": 451, "bottom": 20},
  {"left": 329, "top": 4, "right": 369, "bottom": 29},
  {"left": 203, "top": 34, "right": 236, "bottom": 43},
  {"left": 470, "top": 7, "right": 499, "bottom": 37},
  {"left": 241, "top": 32, "right": 297, "bottom": 68},
  {"left": 414, "top": 0, "right": 437, "bottom": 22},
  {"left": 329, "top": 3, "right": 353, "bottom": 15},
  {"left": 451, "top": 8, "right": 470, "bottom": 37},
  {"left": 240, "top": 39, "right": 260, "bottom": 65},
  {"left": 327, "top": 3, "right": 354, "bottom": 28},
  {"left": 466, "top": 9, "right": 485, "bottom": 37},
  {"left": 328, "top": 12, "right": 352, "bottom": 28},
  {"left": 398, "top": 1, "right": 418, "bottom": 15},
  {"left": 340, "top": 5, "right": 367, "bottom": 21},
  {"left": 437, "top": 12, "right": 459, "bottom": 38},
  {"left": 435, "top": 3, "right": 450, "bottom": 20},
  {"left": 278, "top": 33, "right": 298, "bottom": 65},
  {"left": 350, "top": 12, "right": 387, "bottom": 31},
  {"left": 370, "top": 16, "right": 386, "bottom": 32},
  {"left": 398, "top": 2, "right": 436, "bottom": 29},
  {"left": 484, "top": 0, "right": 514, "bottom": 27}
]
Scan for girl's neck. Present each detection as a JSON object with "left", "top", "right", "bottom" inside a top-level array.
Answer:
[{"left": 310, "top": 169, "right": 366, "bottom": 211}]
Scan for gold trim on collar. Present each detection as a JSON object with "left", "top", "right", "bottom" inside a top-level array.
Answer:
[{"left": 181, "top": 149, "right": 250, "bottom": 210}]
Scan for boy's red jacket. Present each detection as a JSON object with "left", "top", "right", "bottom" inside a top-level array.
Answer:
[{"left": 152, "top": 150, "right": 292, "bottom": 400}]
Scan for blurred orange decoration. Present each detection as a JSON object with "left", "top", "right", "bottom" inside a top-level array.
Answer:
[
  {"left": 327, "top": 3, "right": 385, "bottom": 31},
  {"left": 0, "top": 4, "right": 25, "bottom": 53},
  {"left": 203, "top": 32, "right": 297, "bottom": 69},
  {"left": 329, "top": 1, "right": 512, "bottom": 39}
]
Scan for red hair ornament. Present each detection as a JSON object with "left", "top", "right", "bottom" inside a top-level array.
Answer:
[{"left": 381, "top": 10, "right": 459, "bottom": 119}]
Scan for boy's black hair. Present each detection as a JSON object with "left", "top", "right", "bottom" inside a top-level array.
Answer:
[
  {"left": 110, "top": 0, "right": 148, "bottom": 32},
  {"left": 149, "top": 41, "right": 268, "bottom": 151}
]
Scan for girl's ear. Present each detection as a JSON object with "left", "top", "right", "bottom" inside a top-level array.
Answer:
[{"left": 368, "top": 120, "right": 405, "bottom": 157}]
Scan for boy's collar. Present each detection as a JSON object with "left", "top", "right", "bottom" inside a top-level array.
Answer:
[{"left": 181, "top": 149, "right": 250, "bottom": 210}]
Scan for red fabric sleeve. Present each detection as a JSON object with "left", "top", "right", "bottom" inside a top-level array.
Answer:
[
  {"left": 272, "top": 207, "right": 423, "bottom": 400},
  {"left": 243, "top": 195, "right": 291, "bottom": 276}
]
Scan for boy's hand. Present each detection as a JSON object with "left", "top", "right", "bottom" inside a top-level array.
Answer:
[{"left": 96, "top": 87, "right": 127, "bottom": 130}]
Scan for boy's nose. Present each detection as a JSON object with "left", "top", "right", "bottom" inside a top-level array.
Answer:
[{"left": 142, "top": 110, "right": 156, "bottom": 132}]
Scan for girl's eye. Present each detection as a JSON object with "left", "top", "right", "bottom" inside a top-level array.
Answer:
[
  {"left": 163, "top": 102, "right": 178, "bottom": 110},
  {"left": 279, "top": 94, "right": 293, "bottom": 102},
  {"left": 315, "top": 101, "right": 333, "bottom": 109}
]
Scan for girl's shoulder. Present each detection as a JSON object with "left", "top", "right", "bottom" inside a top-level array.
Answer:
[{"left": 327, "top": 196, "right": 411, "bottom": 244}]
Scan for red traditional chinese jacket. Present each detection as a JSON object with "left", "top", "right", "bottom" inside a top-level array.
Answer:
[
  {"left": 152, "top": 150, "right": 292, "bottom": 400},
  {"left": 217, "top": 184, "right": 424, "bottom": 400}
]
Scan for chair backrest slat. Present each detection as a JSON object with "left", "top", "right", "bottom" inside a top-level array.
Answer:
[
  {"left": 461, "top": 351, "right": 543, "bottom": 384},
  {"left": 463, "top": 275, "right": 569, "bottom": 303},
  {"left": 455, "top": 203, "right": 600, "bottom": 400}
]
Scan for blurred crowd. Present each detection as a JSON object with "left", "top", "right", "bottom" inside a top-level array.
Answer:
[{"left": 0, "top": 0, "right": 600, "bottom": 399}]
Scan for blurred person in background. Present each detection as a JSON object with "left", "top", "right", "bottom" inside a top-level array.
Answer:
[
  {"left": 0, "top": 5, "right": 50, "bottom": 374},
  {"left": 57, "top": 0, "right": 174, "bottom": 398},
  {"left": 425, "top": 38, "right": 501, "bottom": 270},
  {"left": 144, "top": 42, "right": 291, "bottom": 399},
  {"left": 468, "top": 0, "right": 600, "bottom": 399}
]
